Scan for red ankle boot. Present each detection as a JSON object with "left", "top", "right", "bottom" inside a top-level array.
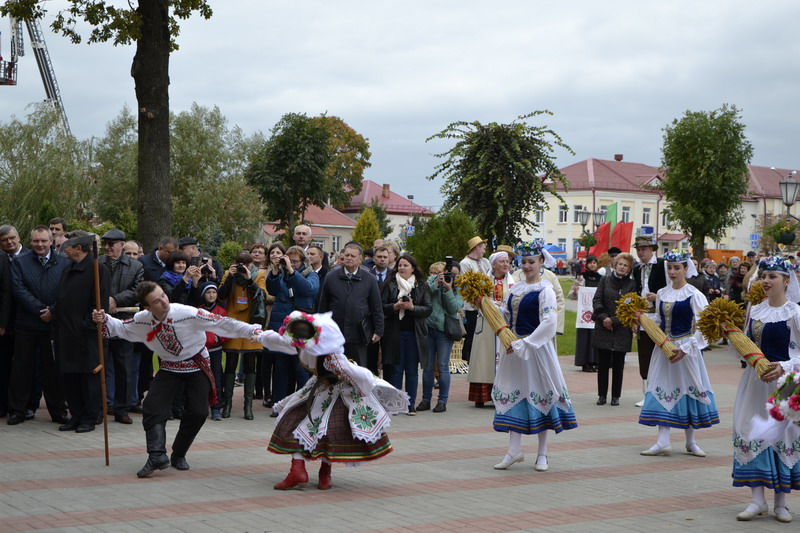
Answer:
[
  {"left": 318, "top": 461, "right": 332, "bottom": 490},
  {"left": 274, "top": 459, "right": 309, "bottom": 490}
]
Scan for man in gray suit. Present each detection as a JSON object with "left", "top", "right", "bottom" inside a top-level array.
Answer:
[{"left": 99, "top": 229, "right": 144, "bottom": 424}]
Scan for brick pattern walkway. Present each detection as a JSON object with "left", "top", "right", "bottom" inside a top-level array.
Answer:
[{"left": 0, "top": 347, "right": 795, "bottom": 532}]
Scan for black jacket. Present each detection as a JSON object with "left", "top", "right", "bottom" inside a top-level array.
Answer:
[
  {"left": 139, "top": 250, "right": 167, "bottom": 282},
  {"left": 633, "top": 258, "right": 667, "bottom": 312},
  {"left": 318, "top": 267, "right": 384, "bottom": 345},
  {"left": 592, "top": 272, "right": 637, "bottom": 352},
  {"left": 99, "top": 254, "right": 144, "bottom": 319},
  {"left": 380, "top": 277, "right": 432, "bottom": 366},
  {"left": 56, "top": 254, "right": 110, "bottom": 373},
  {"left": 11, "top": 248, "right": 69, "bottom": 332},
  {"left": 0, "top": 254, "right": 12, "bottom": 331}
]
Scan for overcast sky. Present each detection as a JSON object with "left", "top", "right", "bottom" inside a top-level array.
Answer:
[{"left": 3, "top": 0, "right": 799, "bottom": 210}]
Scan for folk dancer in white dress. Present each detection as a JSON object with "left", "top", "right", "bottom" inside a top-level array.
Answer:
[
  {"left": 733, "top": 256, "right": 800, "bottom": 524},
  {"left": 639, "top": 250, "right": 719, "bottom": 457},
  {"left": 257, "top": 312, "right": 408, "bottom": 490},
  {"left": 492, "top": 240, "right": 577, "bottom": 473}
]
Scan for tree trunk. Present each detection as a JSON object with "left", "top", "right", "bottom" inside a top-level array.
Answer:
[
  {"left": 690, "top": 233, "right": 705, "bottom": 260},
  {"left": 132, "top": 0, "right": 171, "bottom": 251}
]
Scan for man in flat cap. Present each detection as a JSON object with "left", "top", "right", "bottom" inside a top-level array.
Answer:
[
  {"left": 55, "top": 232, "right": 110, "bottom": 432},
  {"left": 179, "top": 236, "right": 222, "bottom": 284},
  {"left": 99, "top": 229, "right": 144, "bottom": 424},
  {"left": 632, "top": 234, "right": 666, "bottom": 407}
]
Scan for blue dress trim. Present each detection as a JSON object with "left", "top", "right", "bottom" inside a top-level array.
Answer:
[
  {"left": 493, "top": 400, "right": 578, "bottom": 435},
  {"left": 638, "top": 391, "right": 720, "bottom": 429},
  {"left": 732, "top": 448, "right": 800, "bottom": 493}
]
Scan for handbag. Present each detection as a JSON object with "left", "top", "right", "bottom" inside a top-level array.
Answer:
[
  {"left": 249, "top": 287, "right": 268, "bottom": 326},
  {"left": 442, "top": 291, "right": 466, "bottom": 341}
]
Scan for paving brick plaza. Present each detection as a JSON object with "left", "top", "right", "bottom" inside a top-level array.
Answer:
[{"left": 0, "top": 346, "right": 795, "bottom": 532}]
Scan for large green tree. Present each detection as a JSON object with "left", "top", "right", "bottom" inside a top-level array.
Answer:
[
  {"left": 0, "top": 104, "right": 91, "bottom": 237},
  {"left": 427, "top": 111, "right": 572, "bottom": 245},
  {"left": 92, "top": 103, "right": 264, "bottom": 245},
  {"left": 1, "top": 0, "right": 214, "bottom": 250},
  {"left": 351, "top": 207, "right": 381, "bottom": 249},
  {"left": 661, "top": 104, "right": 753, "bottom": 257},
  {"left": 312, "top": 115, "right": 371, "bottom": 210}
]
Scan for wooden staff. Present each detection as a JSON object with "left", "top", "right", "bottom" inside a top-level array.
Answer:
[{"left": 90, "top": 239, "right": 110, "bottom": 466}]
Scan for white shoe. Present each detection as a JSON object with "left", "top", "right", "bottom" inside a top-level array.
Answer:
[
  {"left": 634, "top": 398, "right": 644, "bottom": 407},
  {"left": 736, "top": 502, "right": 768, "bottom": 521},
  {"left": 775, "top": 506, "right": 792, "bottom": 523},
  {"left": 640, "top": 444, "right": 672, "bottom": 456},
  {"left": 685, "top": 443, "right": 706, "bottom": 457},
  {"left": 493, "top": 452, "right": 524, "bottom": 470},
  {"left": 534, "top": 455, "right": 548, "bottom": 472}
]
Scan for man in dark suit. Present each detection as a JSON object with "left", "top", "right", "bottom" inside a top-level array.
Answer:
[
  {"left": 317, "top": 243, "right": 383, "bottom": 367},
  {"left": 632, "top": 234, "right": 667, "bottom": 407},
  {"left": 366, "top": 246, "right": 391, "bottom": 374},
  {"left": 7, "top": 226, "right": 69, "bottom": 425},
  {"left": 99, "top": 229, "right": 144, "bottom": 424},
  {"left": 139, "top": 237, "right": 178, "bottom": 282}
]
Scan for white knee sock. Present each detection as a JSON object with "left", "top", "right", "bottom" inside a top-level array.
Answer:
[
  {"left": 291, "top": 452, "right": 305, "bottom": 461},
  {"left": 656, "top": 425, "right": 671, "bottom": 447},
  {"left": 507, "top": 432, "right": 522, "bottom": 457},
  {"left": 537, "top": 431, "right": 549, "bottom": 456},
  {"left": 684, "top": 427, "right": 695, "bottom": 446},
  {"left": 774, "top": 490, "right": 786, "bottom": 509}
]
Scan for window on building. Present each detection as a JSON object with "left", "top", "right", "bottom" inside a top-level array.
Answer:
[
  {"left": 332, "top": 235, "right": 341, "bottom": 252},
  {"left": 558, "top": 205, "right": 568, "bottom": 223},
  {"left": 534, "top": 209, "right": 544, "bottom": 224},
  {"left": 600, "top": 205, "right": 608, "bottom": 217},
  {"left": 661, "top": 212, "right": 669, "bottom": 228},
  {"left": 642, "top": 207, "right": 651, "bottom": 225},
  {"left": 557, "top": 238, "right": 567, "bottom": 251},
  {"left": 573, "top": 204, "right": 584, "bottom": 223},
  {"left": 622, "top": 206, "right": 631, "bottom": 223}
]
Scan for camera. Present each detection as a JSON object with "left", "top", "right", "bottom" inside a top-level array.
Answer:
[
  {"left": 401, "top": 295, "right": 410, "bottom": 302},
  {"left": 443, "top": 255, "right": 454, "bottom": 283},
  {"left": 190, "top": 256, "right": 200, "bottom": 267},
  {"left": 236, "top": 263, "right": 247, "bottom": 274}
]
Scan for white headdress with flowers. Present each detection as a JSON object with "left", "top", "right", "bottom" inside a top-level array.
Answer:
[{"left": 279, "top": 311, "right": 344, "bottom": 357}]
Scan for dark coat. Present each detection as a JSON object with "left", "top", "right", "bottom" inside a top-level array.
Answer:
[
  {"left": 139, "top": 250, "right": 167, "bottom": 282},
  {"left": 633, "top": 258, "right": 667, "bottom": 297},
  {"left": 266, "top": 265, "right": 320, "bottom": 329},
  {"left": 0, "top": 254, "right": 12, "bottom": 331},
  {"left": 99, "top": 253, "right": 144, "bottom": 319},
  {"left": 318, "top": 267, "right": 384, "bottom": 344},
  {"left": 11, "top": 247, "right": 69, "bottom": 332},
  {"left": 592, "top": 272, "right": 637, "bottom": 352},
  {"left": 55, "top": 254, "right": 110, "bottom": 373},
  {"left": 157, "top": 274, "right": 200, "bottom": 306},
  {"left": 380, "top": 276, "right": 432, "bottom": 366}
]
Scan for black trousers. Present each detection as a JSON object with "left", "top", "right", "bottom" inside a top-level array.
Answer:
[
  {"left": 62, "top": 372, "right": 101, "bottom": 426},
  {"left": 106, "top": 338, "right": 132, "bottom": 415},
  {"left": 637, "top": 334, "right": 655, "bottom": 380},
  {"left": 142, "top": 370, "right": 209, "bottom": 458},
  {"left": 367, "top": 341, "right": 380, "bottom": 375},
  {"left": 8, "top": 328, "right": 66, "bottom": 419},
  {"left": 597, "top": 349, "right": 626, "bottom": 399},
  {"left": 344, "top": 342, "right": 367, "bottom": 367},
  {"left": 462, "top": 310, "right": 479, "bottom": 362},
  {"left": 0, "top": 332, "right": 14, "bottom": 415}
]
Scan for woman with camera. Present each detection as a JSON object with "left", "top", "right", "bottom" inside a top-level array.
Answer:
[
  {"left": 418, "top": 261, "right": 463, "bottom": 413},
  {"left": 266, "top": 245, "right": 320, "bottom": 417},
  {"left": 381, "top": 255, "right": 432, "bottom": 414},
  {"left": 158, "top": 250, "right": 202, "bottom": 305},
  {"left": 218, "top": 250, "right": 268, "bottom": 420},
  {"left": 249, "top": 243, "right": 271, "bottom": 404}
]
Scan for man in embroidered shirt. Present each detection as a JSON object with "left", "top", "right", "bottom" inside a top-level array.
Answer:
[{"left": 93, "top": 281, "right": 262, "bottom": 478}]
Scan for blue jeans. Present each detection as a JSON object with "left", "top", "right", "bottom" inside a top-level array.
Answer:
[
  {"left": 398, "top": 330, "right": 420, "bottom": 406},
  {"left": 423, "top": 328, "right": 452, "bottom": 404}
]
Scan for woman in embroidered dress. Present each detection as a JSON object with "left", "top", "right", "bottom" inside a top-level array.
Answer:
[
  {"left": 732, "top": 256, "right": 800, "bottom": 524},
  {"left": 492, "top": 241, "right": 577, "bottom": 473},
  {"left": 468, "top": 251, "right": 514, "bottom": 408},
  {"left": 639, "top": 250, "right": 719, "bottom": 457},
  {"left": 257, "top": 312, "right": 408, "bottom": 491}
]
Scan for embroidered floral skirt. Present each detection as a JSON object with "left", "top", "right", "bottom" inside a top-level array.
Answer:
[
  {"left": 639, "top": 392, "right": 720, "bottom": 429},
  {"left": 493, "top": 400, "right": 577, "bottom": 435},
  {"left": 733, "top": 448, "right": 800, "bottom": 492},
  {"left": 268, "top": 397, "right": 393, "bottom": 462}
]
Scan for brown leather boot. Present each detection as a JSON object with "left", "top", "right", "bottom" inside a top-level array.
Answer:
[
  {"left": 274, "top": 458, "right": 308, "bottom": 490},
  {"left": 318, "top": 461, "right": 332, "bottom": 490}
]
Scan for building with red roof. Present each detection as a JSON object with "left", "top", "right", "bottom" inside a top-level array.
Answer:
[
  {"left": 341, "top": 180, "right": 435, "bottom": 240},
  {"left": 261, "top": 203, "right": 356, "bottom": 252}
]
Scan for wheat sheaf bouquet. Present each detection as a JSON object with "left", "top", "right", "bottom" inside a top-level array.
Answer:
[
  {"left": 615, "top": 292, "right": 681, "bottom": 361},
  {"left": 455, "top": 270, "right": 519, "bottom": 350},
  {"left": 697, "top": 298, "right": 771, "bottom": 378}
]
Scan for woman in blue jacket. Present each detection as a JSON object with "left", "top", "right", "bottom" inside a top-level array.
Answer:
[{"left": 266, "top": 245, "right": 320, "bottom": 416}]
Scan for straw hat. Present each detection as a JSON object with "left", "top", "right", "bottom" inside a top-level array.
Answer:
[
  {"left": 467, "top": 236, "right": 487, "bottom": 251},
  {"left": 494, "top": 244, "right": 517, "bottom": 258}
]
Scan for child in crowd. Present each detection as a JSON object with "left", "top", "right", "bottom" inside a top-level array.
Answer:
[{"left": 198, "top": 282, "right": 227, "bottom": 421}]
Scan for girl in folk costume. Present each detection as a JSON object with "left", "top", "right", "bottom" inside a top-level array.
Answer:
[
  {"left": 639, "top": 250, "right": 719, "bottom": 457},
  {"left": 257, "top": 312, "right": 408, "bottom": 491},
  {"left": 468, "top": 251, "right": 514, "bottom": 407},
  {"left": 493, "top": 241, "right": 577, "bottom": 473},
  {"left": 733, "top": 256, "right": 800, "bottom": 524}
]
